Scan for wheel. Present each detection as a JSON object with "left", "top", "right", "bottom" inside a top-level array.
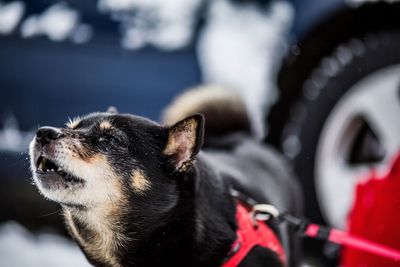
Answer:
[{"left": 276, "top": 30, "right": 400, "bottom": 228}]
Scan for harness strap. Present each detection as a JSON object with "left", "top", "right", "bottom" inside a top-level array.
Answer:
[{"left": 223, "top": 203, "right": 286, "bottom": 267}]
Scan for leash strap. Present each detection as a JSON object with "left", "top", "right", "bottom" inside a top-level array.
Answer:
[
  {"left": 279, "top": 213, "right": 400, "bottom": 262},
  {"left": 305, "top": 223, "right": 400, "bottom": 261}
]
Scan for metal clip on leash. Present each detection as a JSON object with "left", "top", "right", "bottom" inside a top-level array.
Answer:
[
  {"left": 250, "top": 204, "right": 307, "bottom": 230},
  {"left": 250, "top": 204, "right": 280, "bottom": 227}
]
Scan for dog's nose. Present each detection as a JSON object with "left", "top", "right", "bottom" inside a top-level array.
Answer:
[{"left": 36, "top": 126, "right": 64, "bottom": 146}]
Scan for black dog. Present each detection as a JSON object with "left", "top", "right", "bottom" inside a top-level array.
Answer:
[{"left": 29, "top": 86, "right": 302, "bottom": 267}]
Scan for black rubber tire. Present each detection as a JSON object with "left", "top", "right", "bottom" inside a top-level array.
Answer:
[{"left": 277, "top": 30, "right": 400, "bottom": 225}]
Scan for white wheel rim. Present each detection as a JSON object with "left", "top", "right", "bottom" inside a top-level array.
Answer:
[{"left": 315, "top": 64, "right": 400, "bottom": 229}]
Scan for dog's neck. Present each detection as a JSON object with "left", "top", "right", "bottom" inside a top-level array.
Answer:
[
  {"left": 63, "top": 157, "right": 237, "bottom": 267},
  {"left": 64, "top": 201, "right": 131, "bottom": 267}
]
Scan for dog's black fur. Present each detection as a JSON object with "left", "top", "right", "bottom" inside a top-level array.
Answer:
[{"left": 29, "top": 87, "right": 302, "bottom": 267}]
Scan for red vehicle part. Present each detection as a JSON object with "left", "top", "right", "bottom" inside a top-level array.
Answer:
[{"left": 342, "top": 152, "right": 400, "bottom": 266}]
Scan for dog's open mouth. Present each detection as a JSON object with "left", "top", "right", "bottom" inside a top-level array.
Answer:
[{"left": 36, "top": 156, "right": 84, "bottom": 185}]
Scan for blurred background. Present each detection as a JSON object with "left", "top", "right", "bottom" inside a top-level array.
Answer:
[{"left": 0, "top": 0, "right": 399, "bottom": 266}]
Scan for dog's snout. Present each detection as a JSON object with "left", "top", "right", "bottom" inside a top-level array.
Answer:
[{"left": 36, "top": 126, "right": 64, "bottom": 146}]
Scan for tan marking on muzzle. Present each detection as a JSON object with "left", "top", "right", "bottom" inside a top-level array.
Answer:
[
  {"left": 49, "top": 148, "right": 124, "bottom": 206},
  {"left": 131, "top": 170, "right": 151, "bottom": 193},
  {"left": 65, "top": 139, "right": 93, "bottom": 161}
]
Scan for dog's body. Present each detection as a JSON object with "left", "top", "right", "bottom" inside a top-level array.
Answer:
[{"left": 29, "top": 86, "right": 302, "bottom": 267}]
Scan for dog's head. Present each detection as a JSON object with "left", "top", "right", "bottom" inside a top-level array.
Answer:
[{"left": 29, "top": 109, "right": 204, "bottom": 209}]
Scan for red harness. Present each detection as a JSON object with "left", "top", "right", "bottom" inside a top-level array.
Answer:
[
  {"left": 223, "top": 203, "right": 286, "bottom": 267},
  {"left": 223, "top": 153, "right": 400, "bottom": 266}
]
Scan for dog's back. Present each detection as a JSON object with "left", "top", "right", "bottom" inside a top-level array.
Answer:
[{"left": 163, "top": 85, "right": 303, "bottom": 266}]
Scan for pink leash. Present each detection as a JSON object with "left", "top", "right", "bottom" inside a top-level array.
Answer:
[{"left": 304, "top": 223, "right": 400, "bottom": 261}]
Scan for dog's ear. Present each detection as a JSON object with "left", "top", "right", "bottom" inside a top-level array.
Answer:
[
  {"left": 106, "top": 106, "right": 118, "bottom": 114},
  {"left": 164, "top": 114, "right": 204, "bottom": 171}
]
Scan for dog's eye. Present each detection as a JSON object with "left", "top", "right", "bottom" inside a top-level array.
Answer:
[{"left": 99, "top": 134, "right": 118, "bottom": 144}]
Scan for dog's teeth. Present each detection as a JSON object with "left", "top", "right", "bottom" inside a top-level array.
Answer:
[
  {"left": 38, "top": 160, "right": 45, "bottom": 170},
  {"left": 51, "top": 169, "right": 54, "bottom": 172}
]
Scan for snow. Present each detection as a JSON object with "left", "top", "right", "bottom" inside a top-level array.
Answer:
[
  {"left": 0, "top": 0, "right": 293, "bottom": 136},
  {"left": 20, "top": 2, "right": 92, "bottom": 43},
  {"left": 0, "top": 113, "right": 33, "bottom": 152},
  {"left": 0, "top": 222, "right": 90, "bottom": 267},
  {"left": 198, "top": 0, "right": 294, "bottom": 137},
  {"left": 21, "top": 3, "right": 78, "bottom": 41},
  {"left": 98, "top": 0, "right": 203, "bottom": 50},
  {"left": 70, "top": 24, "right": 93, "bottom": 44},
  {"left": 98, "top": 0, "right": 294, "bottom": 138},
  {"left": 0, "top": 1, "right": 25, "bottom": 34}
]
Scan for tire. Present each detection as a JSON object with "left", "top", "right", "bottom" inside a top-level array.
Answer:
[{"left": 275, "top": 30, "right": 400, "bottom": 227}]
